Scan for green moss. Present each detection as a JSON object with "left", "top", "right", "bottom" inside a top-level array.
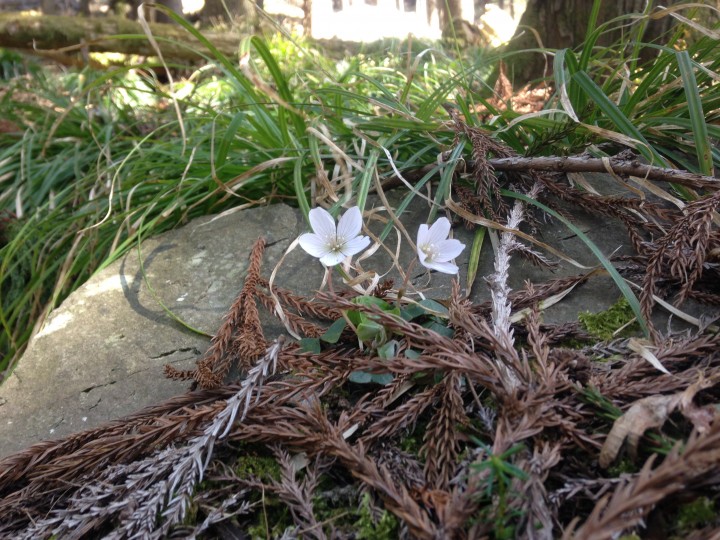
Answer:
[
  {"left": 579, "top": 297, "right": 641, "bottom": 341},
  {"left": 233, "top": 453, "right": 281, "bottom": 482},
  {"left": 399, "top": 433, "right": 422, "bottom": 454},
  {"left": 181, "top": 500, "right": 199, "bottom": 526},
  {"left": 354, "top": 493, "right": 398, "bottom": 540},
  {"left": 607, "top": 458, "right": 637, "bottom": 476},
  {"left": 556, "top": 337, "right": 594, "bottom": 349},
  {"left": 246, "top": 502, "right": 291, "bottom": 540},
  {"left": 240, "top": 484, "right": 291, "bottom": 539},
  {"left": 676, "top": 497, "right": 716, "bottom": 532},
  {"left": 229, "top": 450, "right": 291, "bottom": 537}
]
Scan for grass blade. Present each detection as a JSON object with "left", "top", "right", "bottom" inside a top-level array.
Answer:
[
  {"left": 675, "top": 50, "right": 714, "bottom": 176},
  {"left": 572, "top": 70, "right": 667, "bottom": 168},
  {"left": 501, "top": 189, "right": 650, "bottom": 338}
]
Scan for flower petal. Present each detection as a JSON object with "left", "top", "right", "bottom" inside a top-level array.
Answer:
[
  {"left": 308, "top": 207, "right": 336, "bottom": 241},
  {"left": 341, "top": 235, "right": 370, "bottom": 257},
  {"left": 319, "top": 251, "right": 347, "bottom": 266},
  {"left": 426, "top": 217, "right": 451, "bottom": 244},
  {"left": 336, "top": 206, "right": 363, "bottom": 241},
  {"left": 298, "top": 233, "right": 330, "bottom": 258},
  {"left": 417, "top": 249, "right": 429, "bottom": 265},
  {"left": 423, "top": 259, "right": 459, "bottom": 274},
  {"left": 416, "top": 224, "right": 429, "bottom": 253},
  {"left": 435, "top": 239, "right": 465, "bottom": 261}
]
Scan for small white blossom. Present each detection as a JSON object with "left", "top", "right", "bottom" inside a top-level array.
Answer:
[
  {"left": 298, "top": 206, "right": 370, "bottom": 266},
  {"left": 416, "top": 217, "right": 465, "bottom": 274}
]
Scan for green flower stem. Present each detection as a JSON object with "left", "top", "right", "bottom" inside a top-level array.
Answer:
[{"left": 335, "top": 265, "right": 353, "bottom": 283}]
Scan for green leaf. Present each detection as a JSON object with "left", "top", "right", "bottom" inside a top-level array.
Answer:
[
  {"left": 571, "top": 71, "right": 667, "bottom": 168},
  {"left": 401, "top": 299, "right": 448, "bottom": 321},
  {"left": 424, "top": 321, "right": 454, "bottom": 338},
  {"left": 400, "top": 305, "right": 426, "bottom": 321},
  {"left": 429, "top": 143, "right": 464, "bottom": 223},
  {"left": 357, "top": 320, "right": 386, "bottom": 344},
  {"left": 321, "top": 318, "right": 347, "bottom": 344},
  {"left": 348, "top": 371, "right": 394, "bottom": 385},
  {"left": 215, "top": 112, "right": 245, "bottom": 168},
  {"left": 370, "top": 373, "right": 394, "bottom": 385},
  {"left": 466, "top": 226, "right": 486, "bottom": 295},
  {"left": 418, "top": 299, "right": 449, "bottom": 317},
  {"left": 554, "top": 49, "right": 580, "bottom": 121},
  {"left": 377, "top": 339, "right": 399, "bottom": 359},
  {"left": 294, "top": 156, "right": 310, "bottom": 221},
  {"left": 300, "top": 337, "right": 321, "bottom": 354},
  {"left": 250, "top": 36, "right": 307, "bottom": 139},
  {"left": 353, "top": 295, "right": 394, "bottom": 311},
  {"left": 348, "top": 371, "right": 373, "bottom": 384}
]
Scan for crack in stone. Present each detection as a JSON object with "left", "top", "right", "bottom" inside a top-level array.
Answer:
[
  {"left": 265, "top": 238, "right": 286, "bottom": 247},
  {"left": 149, "top": 347, "right": 201, "bottom": 359},
  {"left": 80, "top": 380, "right": 117, "bottom": 394}
]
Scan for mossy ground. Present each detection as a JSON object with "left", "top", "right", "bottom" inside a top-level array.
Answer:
[{"left": 579, "top": 297, "right": 641, "bottom": 341}]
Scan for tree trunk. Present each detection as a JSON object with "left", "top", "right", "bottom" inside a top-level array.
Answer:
[
  {"left": 0, "top": 14, "right": 241, "bottom": 62},
  {"left": 122, "top": 0, "right": 184, "bottom": 23},
  {"left": 153, "top": 0, "right": 183, "bottom": 23},
  {"left": 198, "top": 0, "right": 260, "bottom": 27},
  {"left": 438, "top": 0, "right": 463, "bottom": 36},
  {"left": 302, "top": 0, "right": 311, "bottom": 36},
  {"left": 503, "top": 0, "right": 678, "bottom": 86}
]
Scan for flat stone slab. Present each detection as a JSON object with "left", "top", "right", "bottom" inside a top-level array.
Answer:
[
  {"left": 0, "top": 204, "right": 301, "bottom": 457},
  {"left": 0, "top": 178, "right": 638, "bottom": 456}
]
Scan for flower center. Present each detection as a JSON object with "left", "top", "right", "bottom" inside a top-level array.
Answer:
[
  {"left": 327, "top": 235, "right": 346, "bottom": 254},
  {"left": 421, "top": 243, "right": 437, "bottom": 261}
]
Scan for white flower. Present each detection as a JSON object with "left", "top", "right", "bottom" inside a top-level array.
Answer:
[
  {"left": 416, "top": 217, "right": 465, "bottom": 274},
  {"left": 298, "top": 206, "right": 370, "bottom": 267}
]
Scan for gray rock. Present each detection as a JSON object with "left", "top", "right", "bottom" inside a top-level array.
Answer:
[
  {"left": 0, "top": 178, "right": 641, "bottom": 456},
  {"left": 0, "top": 204, "right": 301, "bottom": 457}
]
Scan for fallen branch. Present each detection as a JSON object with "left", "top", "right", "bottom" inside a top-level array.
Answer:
[
  {"left": 486, "top": 155, "right": 719, "bottom": 189},
  {"left": 0, "top": 14, "right": 240, "bottom": 62},
  {"left": 389, "top": 154, "right": 719, "bottom": 191}
]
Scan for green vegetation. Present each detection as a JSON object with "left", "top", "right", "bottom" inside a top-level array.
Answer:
[
  {"left": 355, "top": 493, "right": 399, "bottom": 539},
  {"left": 675, "top": 497, "right": 717, "bottom": 534},
  {"left": 470, "top": 439, "right": 529, "bottom": 539},
  {"left": 233, "top": 451, "right": 282, "bottom": 481},
  {"left": 579, "top": 297, "right": 641, "bottom": 340},
  {"left": 1, "top": 2, "right": 720, "bottom": 537}
]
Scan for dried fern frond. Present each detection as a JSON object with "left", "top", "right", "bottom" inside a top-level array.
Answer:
[
  {"left": 192, "top": 237, "right": 268, "bottom": 388},
  {"left": 421, "top": 372, "right": 467, "bottom": 490},
  {"left": 641, "top": 191, "right": 720, "bottom": 337},
  {"left": 566, "top": 419, "right": 720, "bottom": 540},
  {"left": 5, "top": 339, "right": 284, "bottom": 538}
]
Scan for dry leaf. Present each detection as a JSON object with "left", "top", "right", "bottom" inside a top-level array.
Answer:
[
  {"left": 599, "top": 377, "right": 714, "bottom": 468},
  {"left": 599, "top": 394, "right": 679, "bottom": 468}
]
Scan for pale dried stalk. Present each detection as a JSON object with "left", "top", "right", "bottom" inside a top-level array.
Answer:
[
  {"left": 21, "top": 338, "right": 284, "bottom": 540},
  {"left": 122, "top": 337, "right": 284, "bottom": 537},
  {"left": 486, "top": 183, "right": 542, "bottom": 389}
]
